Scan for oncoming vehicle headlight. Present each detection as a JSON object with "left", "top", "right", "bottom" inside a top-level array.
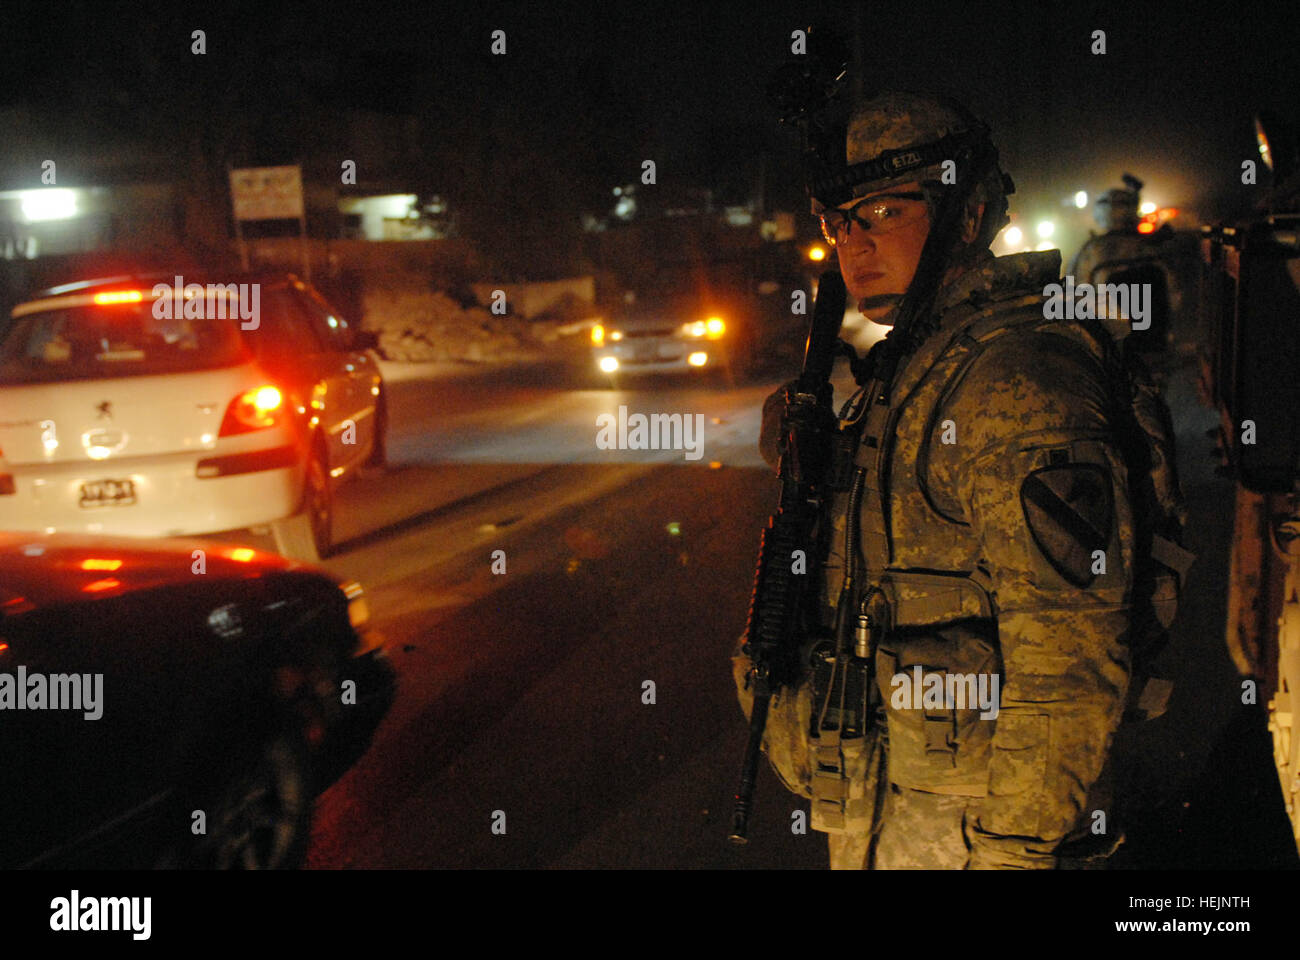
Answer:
[{"left": 683, "top": 318, "right": 726, "bottom": 339}]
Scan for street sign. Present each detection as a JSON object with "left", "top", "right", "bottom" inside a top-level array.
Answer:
[{"left": 228, "top": 165, "right": 304, "bottom": 222}]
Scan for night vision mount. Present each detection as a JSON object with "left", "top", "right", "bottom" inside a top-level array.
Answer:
[{"left": 765, "top": 24, "right": 851, "bottom": 207}]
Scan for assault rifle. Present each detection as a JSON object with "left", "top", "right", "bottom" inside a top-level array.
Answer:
[{"left": 729, "top": 269, "right": 846, "bottom": 843}]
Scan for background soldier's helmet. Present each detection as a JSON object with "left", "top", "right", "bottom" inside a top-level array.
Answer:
[
  {"left": 824, "top": 91, "right": 1011, "bottom": 256},
  {"left": 1094, "top": 185, "right": 1140, "bottom": 231}
]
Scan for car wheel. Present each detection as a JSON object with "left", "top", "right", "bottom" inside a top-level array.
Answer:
[
  {"left": 272, "top": 445, "right": 332, "bottom": 562},
  {"left": 190, "top": 731, "right": 313, "bottom": 870}
]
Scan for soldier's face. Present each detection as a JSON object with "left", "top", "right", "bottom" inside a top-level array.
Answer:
[{"left": 833, "top": 180, "right": 932, "bottom": 322}]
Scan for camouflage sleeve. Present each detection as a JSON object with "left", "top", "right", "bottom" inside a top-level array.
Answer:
[{"left": 931, "top": 329, "right": 1134, "bottom": 869}]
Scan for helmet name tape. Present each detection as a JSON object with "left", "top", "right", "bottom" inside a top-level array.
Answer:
[{"left": 811, "top": 130, "right": 980, "bottom": 208}]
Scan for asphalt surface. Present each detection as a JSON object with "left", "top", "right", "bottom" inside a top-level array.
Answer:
[{"left": 214, "top": 353, "right": 1298, "bottom": 869}]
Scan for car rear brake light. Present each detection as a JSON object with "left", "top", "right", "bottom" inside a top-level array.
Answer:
[
  {"left": 92, "top": 290, "right": 144, "bottom": 305},
  {"left": 219, "top": 385, "right": 284, "bottom": 436}
]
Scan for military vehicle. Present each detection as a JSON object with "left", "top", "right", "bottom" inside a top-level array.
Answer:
[{"left": 1199, "top": 112, "right": 1300, "bottom": 854}]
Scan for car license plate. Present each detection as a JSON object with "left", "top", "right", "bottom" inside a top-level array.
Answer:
[{"left": 79, "top": 478, "right": 136, "bottom": 507}]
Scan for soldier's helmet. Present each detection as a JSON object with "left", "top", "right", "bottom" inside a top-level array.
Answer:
[
  {"left": 816, "top": 91, "right": 1012, "bottom": 257},
  {"left": 1094, "top": 186, "right": 1140, "bottom": 231}
]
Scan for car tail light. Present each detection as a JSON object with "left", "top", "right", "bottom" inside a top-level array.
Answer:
[
  {"left": 92, "top": 290, "right": 144, "bottom": 305},
  {"left": 82, "top": 578, "right": 122, "bottom": 593},
  {"left": 219, "top": 385, "right": 284, "bottom": 436}
]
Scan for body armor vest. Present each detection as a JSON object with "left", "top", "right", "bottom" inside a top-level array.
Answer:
[{"left": 809, "top": 282, "right": 1190, "bottom": 826}]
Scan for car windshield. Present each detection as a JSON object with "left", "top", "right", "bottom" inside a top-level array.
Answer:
[{"left": 0, "top": 302, "right": 251, "bottom": 384}]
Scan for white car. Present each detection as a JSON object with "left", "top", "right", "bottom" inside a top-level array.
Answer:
[
  {"left": 591, "top": 292, "right": 756, "bottom": 380},
  {"left": 0, "top": 272, "right": 386, "bottom": 561}
]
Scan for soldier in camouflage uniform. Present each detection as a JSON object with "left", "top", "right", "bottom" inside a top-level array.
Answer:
[
  {"left": 1069, "top": 180, "right": 1144, "bottom": 281},
  {"left": 1069, "top": 178, "right": 1180, "bottom": 354},
  {"left": 735, "top": 92, "right": 1179, "bottom": 869}
]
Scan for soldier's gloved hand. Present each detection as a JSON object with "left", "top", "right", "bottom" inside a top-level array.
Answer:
[
  {"left": 731, "top": 637, "right": 759, "bottom": 723},
  {"left": 759, "top": 379, "right": 799, "bottom": 472}
]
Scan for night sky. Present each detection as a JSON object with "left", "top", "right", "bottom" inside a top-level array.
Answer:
[{"left": 2, "top": 0, "right": 1298, "bottom": 223}]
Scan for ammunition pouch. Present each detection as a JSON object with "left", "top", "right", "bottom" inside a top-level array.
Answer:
[
  {"left": 876, "top": 568, "right": 997, "bottom": 627},
  {"left": 808, "top": 649, "right": 883, "bottom": 834},
  {"left": 872, "top": 569, "right": 1003, "bottom": 796},
  {"left": 807, "top": 567, "right": 1004, "bottom": 831}
]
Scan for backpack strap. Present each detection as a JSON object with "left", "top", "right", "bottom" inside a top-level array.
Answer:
[{"left": 1151, "top": 534, "right": 1197, "bottom": 583}]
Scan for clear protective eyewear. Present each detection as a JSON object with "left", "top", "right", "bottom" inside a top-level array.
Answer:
[{"left": 819, "top": 191, "right": 928, "bottom": 246}]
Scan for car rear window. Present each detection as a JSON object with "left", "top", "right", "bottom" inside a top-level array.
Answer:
[
  {"left": 0, "top": 303, "right": 251, "bottom": 384},
  {"left": 242, "top": 288, "right": 325, "bottom": 358}
]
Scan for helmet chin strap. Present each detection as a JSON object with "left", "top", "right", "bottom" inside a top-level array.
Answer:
[
  {"left": 860, "top": 130, "right": 995, "bottom": 397},
  {"left": 852, "top": 291, "right": 904, "bottom": 325},
  {"left": 857, "top": 292, "right": 903, "bottom": 315}
]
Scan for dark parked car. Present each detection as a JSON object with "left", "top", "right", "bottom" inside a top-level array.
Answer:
[{"left": 0, "top": 532, "right": 394, "bottom": 869}]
